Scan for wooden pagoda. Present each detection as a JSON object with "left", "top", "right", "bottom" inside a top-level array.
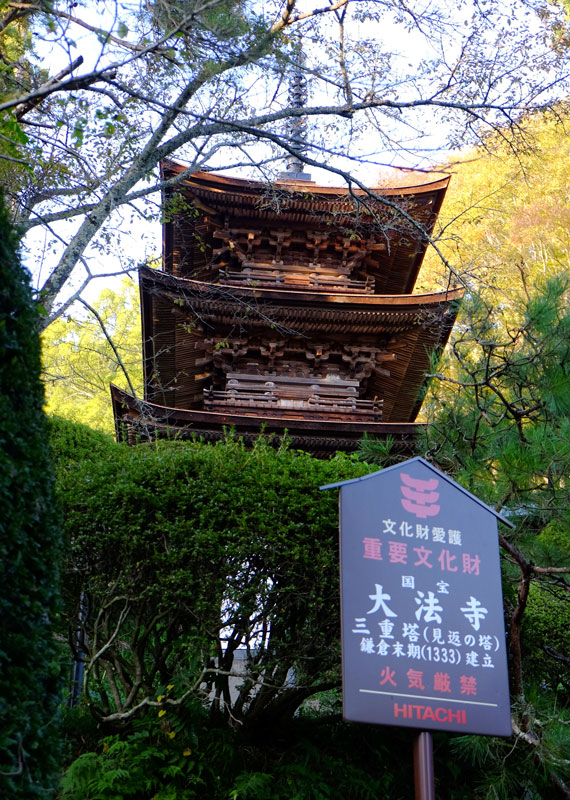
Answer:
[{"left": 111, "top": 161, "right": 462, "bottom": 457}]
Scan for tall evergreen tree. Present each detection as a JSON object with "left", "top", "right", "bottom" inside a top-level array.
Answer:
[{"left": 0, "top": 193, "right": 63, "bottom": 797}]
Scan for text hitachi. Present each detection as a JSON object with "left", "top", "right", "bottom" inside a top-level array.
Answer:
[{"left": 393, "top": 703, "right": 467, "bottom": 725}]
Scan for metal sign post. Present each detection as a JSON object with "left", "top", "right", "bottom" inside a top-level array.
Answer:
[{"left": 322, "top": 457, "right": 514, "bottom": 791}]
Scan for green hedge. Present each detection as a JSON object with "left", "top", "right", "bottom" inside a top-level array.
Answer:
[{"left": 50, "top": 422, "right": 372, "bottom": 727}]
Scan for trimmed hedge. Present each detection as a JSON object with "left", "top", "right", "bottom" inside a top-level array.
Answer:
[{"left": 50, "top": 422, "right": 372, "bottom": 727}]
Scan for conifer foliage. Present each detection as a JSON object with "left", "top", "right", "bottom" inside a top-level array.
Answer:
[{"left": 0, "top": 193, "right": 62, "bottom": 797}]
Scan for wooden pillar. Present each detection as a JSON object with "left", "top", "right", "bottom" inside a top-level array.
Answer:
[{"left": 414, "top": 731, "right": 435, "bottom": 800}]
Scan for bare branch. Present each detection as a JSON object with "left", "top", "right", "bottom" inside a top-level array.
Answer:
[
  {"left": 1, "top": 64, "right": 117, "bottom": 116},
  {"left": 270, "top": 0, "right": 349, "bottom": 32},
  {"left": 15, "top": 56, "right": 85, "bottom": 121},
  {"left": 78, "top": 298, "right": 138, "bottom": 397}
]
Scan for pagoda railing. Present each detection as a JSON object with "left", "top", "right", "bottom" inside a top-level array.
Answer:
[
  {"left": 203, "top": 373, "right": 383, "bottom": 421},
  {"left": 219, "top": 268, "right": 374, "bottom": 293}
]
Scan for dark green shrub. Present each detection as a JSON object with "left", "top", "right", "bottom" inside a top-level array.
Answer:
[
  {"left": 0, "top": 194, "right": 63, "bottom": 797},
  {"left": 522, "top": 582, "right": 570, "bottom": 695},
  {"left": 59, "top": 691, "right": 415, "bottom": 800}
]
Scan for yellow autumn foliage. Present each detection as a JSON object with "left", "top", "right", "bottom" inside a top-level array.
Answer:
[
  {"left": 42, "top": 277, "right": 143, "bottom": 434},
  {"left": 419, "top": 110, "right": 570, "bottom": 308}
]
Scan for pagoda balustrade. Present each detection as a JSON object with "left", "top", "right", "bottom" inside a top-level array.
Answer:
[
  {"left": 203, "top": 372, "right": 383, "bottom": 421},
  {"left": 219, "top": 267, "right": 374, "bottom": 293}
]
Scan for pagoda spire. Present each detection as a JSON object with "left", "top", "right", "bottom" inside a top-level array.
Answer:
[{"left": 279, "top": 40, "right": 312, "bottom": 182}]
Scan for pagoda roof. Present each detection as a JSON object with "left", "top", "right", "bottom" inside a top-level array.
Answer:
[
  {"left": 140, "top": 265, "right": 462, "bottom": 315},
  {"left": 139, "top": 267, "right": 462, "bottom": 423},
  {"left": 110, "top": 383, "right": 423, "bottom": 458},
  {"left": 161, "top": 162, "right": 450, "bottom": 296},
  {"left": 162, "top": 160, "right": 450, "bottom": 202},
  {"left": 119, "top": 167, "right": 463, "bottom": 456}
]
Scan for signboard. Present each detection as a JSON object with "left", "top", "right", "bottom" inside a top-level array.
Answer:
[{"left": 323, "top": 457, "right": 512, "bottom": 737}]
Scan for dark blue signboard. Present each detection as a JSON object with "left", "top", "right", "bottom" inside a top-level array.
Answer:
[{"left": 322, "top": 457, "right": 512, "bottom": 737}]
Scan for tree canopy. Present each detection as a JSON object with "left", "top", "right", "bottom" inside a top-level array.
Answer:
[
  {"left": 1, "top": 0, "right": 569, "bottom": 324},
  {"left": 420, "top": 111, "right": 570, "bottom": 299}
]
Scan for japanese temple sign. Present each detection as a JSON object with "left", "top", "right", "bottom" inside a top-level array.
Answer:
[{"left": 321, "top": 457, "right": 513, "bottom": 737}]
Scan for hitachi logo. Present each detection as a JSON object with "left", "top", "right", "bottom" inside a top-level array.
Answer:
[{"left": 393, "top": 703, "right": 467, "bottom": 725}]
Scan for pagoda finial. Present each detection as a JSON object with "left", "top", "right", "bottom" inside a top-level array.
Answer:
[{"left": 279, "top": 40, "right": 312, "bottom": 182}]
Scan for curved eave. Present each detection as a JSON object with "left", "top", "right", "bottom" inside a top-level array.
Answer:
[
  {"left": 111, "top": 384, "right": 424, "bottom": 439},
  {"left": 140, "top": 266, "right": 463, "bottom": 311},
  {"left": 161, "top": 160, "right": 450, "bottom": 198},
  {"left": 160, "top": 162, "right": 448, "bottom": 233}
]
